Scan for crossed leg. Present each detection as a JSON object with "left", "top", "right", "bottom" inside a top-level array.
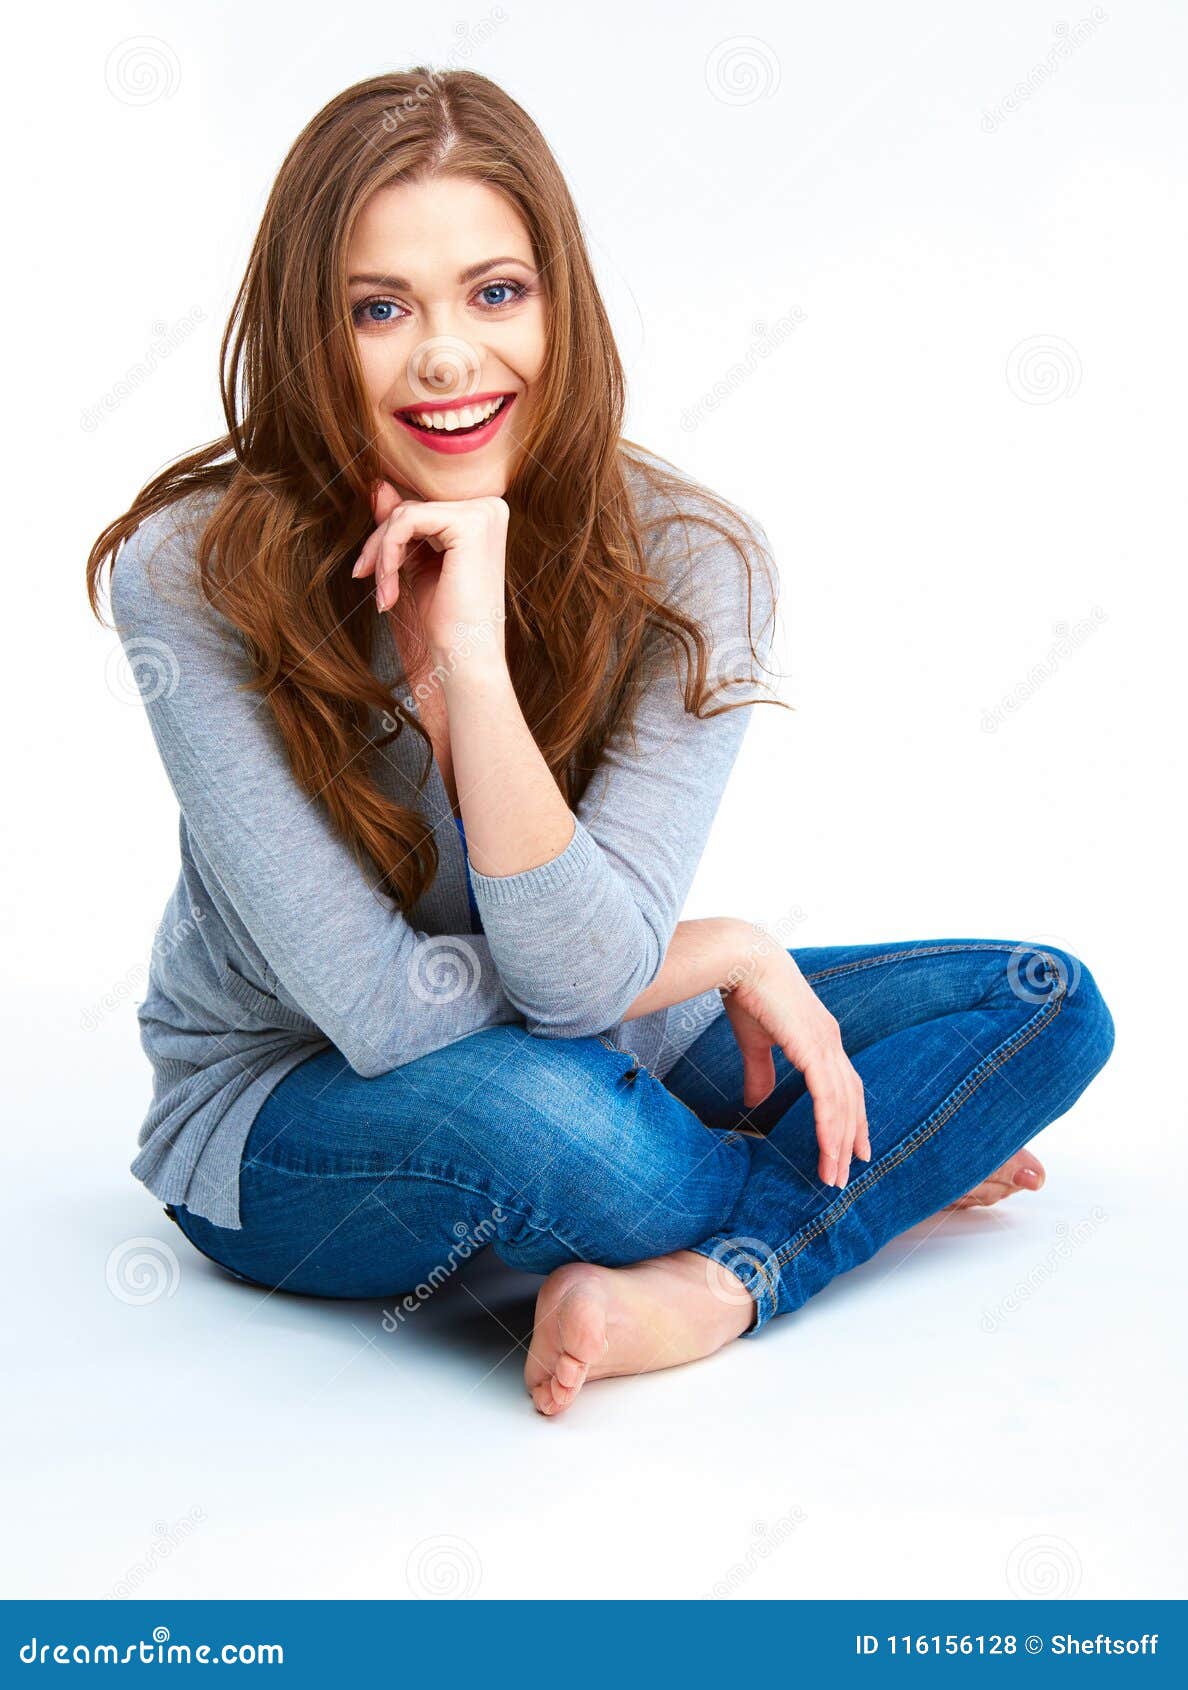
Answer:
[{"left": 525, "top": 937, "right": 1112, "bottom": 1416}]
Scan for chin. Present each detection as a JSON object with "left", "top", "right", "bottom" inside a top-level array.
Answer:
[{"left": 388, "top": 458, "right": 512, "bottom": 503}]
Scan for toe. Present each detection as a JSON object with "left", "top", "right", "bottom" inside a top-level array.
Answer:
[
  {"left": 532, "top": 1379, "right": 558, "bottom": 1415},
  {"left": 948, "top": 1149, "right": 1047, "bottom": 1210},
  {"left": 553, "top": 1350, "right": 588, "bottom": 1391},
  {"left": 549, "top": 1376, "right": 580, "bottom": 1412},
  {"left": 524, "top": 1267, "right": 610, "bottom": 1416},
  {"left": 553, "top": 1281, "right": 611, "bottom": 1370},
  {"left": 533, "top": 1375, "right": 580, "bottom": 1417},
  {"left": 1011, "top": 1153, "right": 1045, "bottom": 1188}
]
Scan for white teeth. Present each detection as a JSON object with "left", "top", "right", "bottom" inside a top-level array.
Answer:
[{"left": 404, "top": 396, "right": 507, "bottom": 431}]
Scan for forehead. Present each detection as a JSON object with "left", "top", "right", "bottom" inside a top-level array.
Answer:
[{"left": 347, "top": 175, "right": 535, "bottom": 276}]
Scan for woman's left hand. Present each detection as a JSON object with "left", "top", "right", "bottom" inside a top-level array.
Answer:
[
  {"left": 353, "top": 480, "right": 509, "bottom": 665},
  {"left": 719, "top": 989, "right": 782, "bottom": 1113},
  {"left": 719, "top": 943, "right": 872, "bottom": 1187}
]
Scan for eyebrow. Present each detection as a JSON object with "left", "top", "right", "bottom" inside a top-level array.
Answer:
[{"left": 347, "top": 256, "right": 534, "bottom": 290}]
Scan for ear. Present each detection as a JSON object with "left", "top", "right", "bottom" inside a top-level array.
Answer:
[{"left": 370, "top": 479, "right": 403, "bottom": 525}]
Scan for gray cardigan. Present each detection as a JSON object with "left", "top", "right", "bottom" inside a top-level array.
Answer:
[{"left": 110, "top": 446, "right": 777, "bottom": 1228}]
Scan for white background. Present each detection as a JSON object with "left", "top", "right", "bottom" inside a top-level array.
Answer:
[{"left": 3, "top": 0, "right": 1184, "bottom": 1601}]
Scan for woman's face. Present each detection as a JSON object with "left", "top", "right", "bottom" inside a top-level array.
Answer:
[{"left": 346, "top": 174, "right": 548, "bottom": 504}]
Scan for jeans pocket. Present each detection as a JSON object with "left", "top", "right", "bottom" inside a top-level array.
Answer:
[{"left": 594, "top": 1031, "right": 648, "bottom": 1084}]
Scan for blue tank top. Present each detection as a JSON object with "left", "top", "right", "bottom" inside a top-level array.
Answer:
[{"left": 453, "top": 812, "right": 484, "bottom": 934}]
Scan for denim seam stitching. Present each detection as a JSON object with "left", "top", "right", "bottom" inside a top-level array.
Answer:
[
  {"left": 749, "top": 1253, "right": 781, "bottom": 1309},
  {"left": 801, "top": 940, "right": 1040, "bottom": 985},
  {"left": 771, "top": 958, "right": 1067, "bottom": 1273}
]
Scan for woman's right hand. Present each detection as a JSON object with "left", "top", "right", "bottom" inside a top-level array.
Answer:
[{"left": 721, "top": 939, "right": 871, "bottom": 1189}]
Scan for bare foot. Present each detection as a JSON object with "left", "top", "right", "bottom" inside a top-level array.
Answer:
[
  {"left": 943, "top": 1147, "right": 1046, "bottom": 1211},
  {"left": 524, "top": 1251, "right": 756, "bottom": 1418}
]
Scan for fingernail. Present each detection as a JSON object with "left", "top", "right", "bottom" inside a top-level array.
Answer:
[
  {"left": 351, "top": 559, "right": 363, "bottom": 578},
  {"left": 837, "top": 1168, "right": 848, "bottom": 1190}
]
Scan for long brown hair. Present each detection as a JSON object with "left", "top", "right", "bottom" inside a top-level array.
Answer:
[{"left": 86, "top": 67, "right": 785, "bottom": 914}]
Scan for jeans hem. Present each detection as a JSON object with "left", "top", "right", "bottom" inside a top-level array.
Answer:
[{"left": 685, "top": 1237, "right": 780, "bottom": 1336}]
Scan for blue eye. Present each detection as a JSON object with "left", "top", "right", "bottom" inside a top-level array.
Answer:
[
  {"left": 478, "top": 280, "right": 527, "bottom": 309},
  {"left": 350, "top": 278, "right": 532, "bottom": 329},
  {"left": 352, "top": 298, "right": 400, "bottom": 327}
]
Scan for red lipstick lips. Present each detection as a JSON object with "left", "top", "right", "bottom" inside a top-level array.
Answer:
[{"left": 393, "top": 391, "right": 517, "bottom": 456}]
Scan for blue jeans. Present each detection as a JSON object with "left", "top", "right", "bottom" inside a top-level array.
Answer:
[{"left": 168, "top": 938, "right": 1115, "bottom": 1336}]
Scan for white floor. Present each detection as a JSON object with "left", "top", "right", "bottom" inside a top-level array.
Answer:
[{"left": 5, "top": 987, "right": 1182, "bottom": 1602}]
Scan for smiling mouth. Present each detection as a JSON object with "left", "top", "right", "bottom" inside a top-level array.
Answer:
[{"left": 396, "top": 394, "right": 514, "bottom": 435}]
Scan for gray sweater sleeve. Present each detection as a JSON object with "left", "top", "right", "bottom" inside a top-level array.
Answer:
[
  {"left": 468, "top": 503, "right": 778, "bottom": 1038},
  {"left": 111, "top": 489, "right": 776, "bottom": 1071},
  {"left": 110, "top": 500, "right": 524, "bottom": 1078}
]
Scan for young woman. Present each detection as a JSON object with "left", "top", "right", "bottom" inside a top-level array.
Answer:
[{"left": 87, "top": 68, "right": 1115, "bottom": 1418}]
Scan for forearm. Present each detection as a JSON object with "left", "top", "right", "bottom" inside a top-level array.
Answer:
[
  {"left": 440, "top": 652, "right": 661, "bottom": 1036},
  {"left": 619, "top": 916, "right": 763, "bottom": 1022},
  {"left": 441, "top": 657, "right": 574, "bottom": 876},
  {"left": 437, "top": 659, "right": 767, "bottom": 1039}
]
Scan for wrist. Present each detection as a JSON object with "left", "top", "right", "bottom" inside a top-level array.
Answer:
[
  {"left": 434, "top": 641, "right": 509, "bottom": 692},
  {"left": 719, "top": 919, "right": 779, "bottom": 995},
  {"left": 682, "top": 917, "right": 769, "bottom": 995},
  {"left": 429, "top": 606, "right": 507, "bottom": 673}
]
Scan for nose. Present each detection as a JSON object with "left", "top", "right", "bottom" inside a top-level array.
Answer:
[{"left": 407, "top": 327, "right": 485, "bottom": 403}]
